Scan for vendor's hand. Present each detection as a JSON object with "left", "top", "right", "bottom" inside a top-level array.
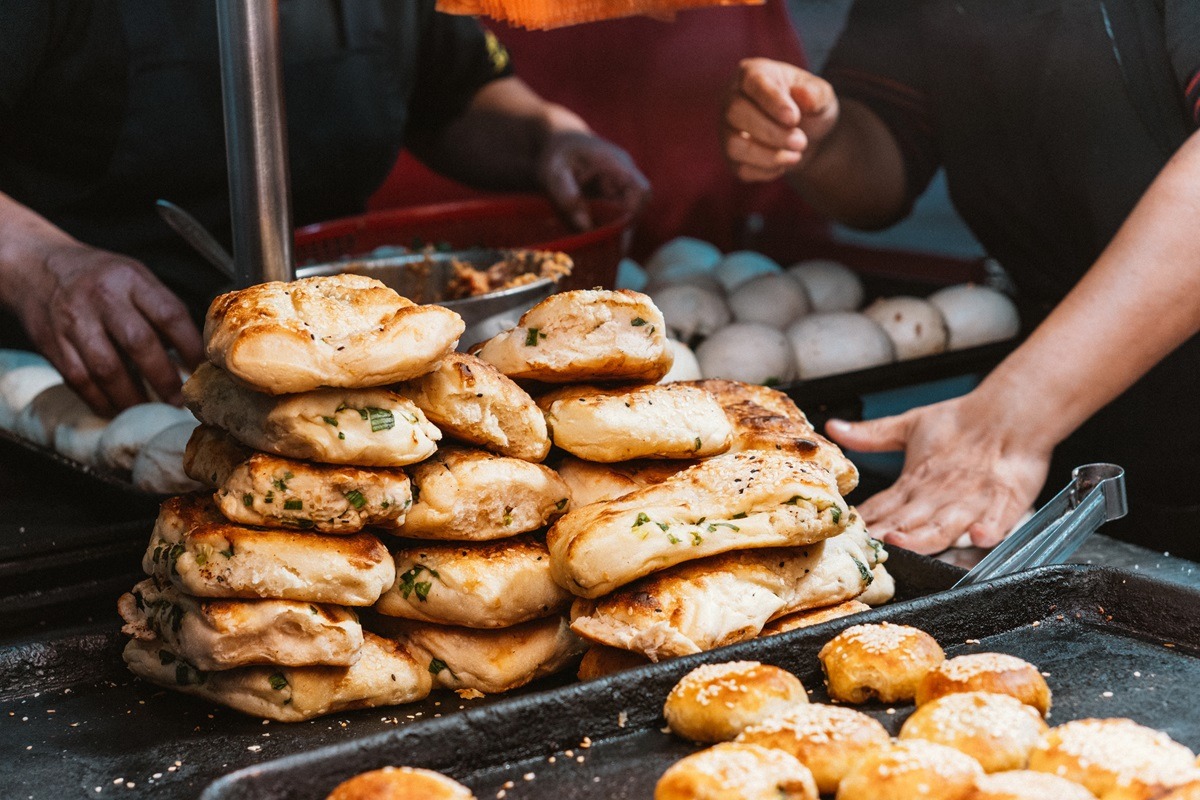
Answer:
[
  {"left": 537, "top": 130, "right": 650, "bottom": 230},
  {"left": 723, "top": 58, "right": 839, "bottom": 182},
  {"left": 824, "top": 395, "right": 1051, "bottom": 554},
  {"left": 6, "top": 242, "right": 203, "bottom": 416}
]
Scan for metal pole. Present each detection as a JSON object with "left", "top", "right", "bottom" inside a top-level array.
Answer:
[{"left": 215, "top": 0, "right": 294, "bottom": 286}]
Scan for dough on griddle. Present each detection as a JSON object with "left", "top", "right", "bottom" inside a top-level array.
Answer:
[
  {"left": 184, "top": 425, "right": 412, "bottom": 533},
  {"left": 837, "top": 740, "right": 983, "bottom": 800},
  {"left": 131, "top": 419, "right": 204, "bottom": 494},
  {"left": 900, "top": 691, "right": 1048, "bottom": 773},
  {"left": 967, "top": 770, "right": 1097, "bottom": 800},
  {"left": 547, "top": 451, "right": 849, "bottom": 599},
  {"left": 0, "top": 364, "right": 63, "bottom": 431},
  {"left": 183, "top": 362, "right": 440, "bottom": 467},
  {"left": 474, "top": 289, "right": 673, "bottom": 383},
  {"left": 917, "top": 653, "right": 1052, "bottom": 716},
  {"left": 97, "top": 403, "right": 196, "bottom": 472},
  {"left": 576, "top": 644, "right": 650, "bottom": 681},
  {"left": 14, "top": 383, "right": 102, "bottom": 447},
  {"left": 392, "top": 352, "right": 550, "bottom": 462},
  {"left": 537, "top": 383, "right": 732, "bottom": 462},
  {"left": 663, "top": 661, "right": 807, "bottom": 743},
  {"left": 818, "top": 622, "right": 945, "bottom": 704},
  {"left": 758, "top": 600, "right": 871, "bottom": 637},
  {"left": 554, "top": 456, "right": 693, "bottom": 508},
  {"left": 325, "top": 767, "right": 475, "bottom": 800},
  {"left": 655, "top": 742, "right": 818, "bottom": 800},
  {"left": 118, "top": 578, "right": 362, "bottom": 671},
  {"left": 204, "top": 273, "right": 464, "bottom": 394},
  {"left": 122, "top": 631, "right": 430, "bottom": 723}
]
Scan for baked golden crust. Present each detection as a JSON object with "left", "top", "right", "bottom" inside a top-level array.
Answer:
[
  {"left": 554, "top": 456, "right": 695, "bottom": 507},
  {"left": 392, "top": 352, "right": 550, "bottom": 462},
  {"left": 759, "top": 600, "right": 872, "bottom": 637},
  {"left": 123, "top": 631, "right": 431, "bottom": 722},
  {"left": 736, "top": 703, "right": 890, "bottom": 795},
  {"left": 818, "top": 622, "right": 945, "bottom": 704},
  {"left": 144, "top": 494, "right": 395, "bottom": 606},
  {"left": 474, "top": 289, "right": 673, "bottom": 383},
  {"left": 376, "top": 535, "right": 572, "bottom": 628},
  {"left": 681, "top": 379, "right": 859, "bottom": 494},
  {"left": 663, "top": 661, "right": 807, "bottom": 744},
  {"left": 325, "top": 767, "right": 475, "bottom": 800},
  {"left": 966, "top": 770, "right": 1097, "bottom": 800},
  {"left": 569, "top": 526, "right": 881, "bottom": 661},
  {"left": 899, "top": 691, "right": 1049, "bottom": 773},
  {"left": 837, "top": 740, "right": 984, "bottom": 800},
  {"left": 576, "top": 645, "right": 650, "bottom": 681},
  {"left": 185, "top": 426, "right": 412, "bottom": 533},
  {"left": 917, "top": 653, "right": 1052, "bottom": 716},
  {"left": 538, "top": 383, "right": 732, "bottom": 462},
  {"left": 118, "top": 578, "right": 362, "bottom": 671},
  {"left": 398, "top": 447, "right": 570, "bottom": 541},
  {"left": 654, "top": 742, "right": 818, "bottom": 800},
  {"left": 1028, "top": 718, "right": 1198, "bottom": 799},
  {"left": 183, "top": 363, "right": 441, "bottom": 467},
  {"left": 548, "top": 451, "right": 849, "bottom": 599},
  {"left": 204, "top": 274, "right": 464, "bottom": 395}
]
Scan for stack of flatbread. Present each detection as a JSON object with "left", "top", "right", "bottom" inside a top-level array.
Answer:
[{"left": 471, "top": 291, "right": 893, "bottom": 678}]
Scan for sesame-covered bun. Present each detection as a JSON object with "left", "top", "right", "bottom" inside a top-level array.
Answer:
[
  {"left": 1028, "top": 718, "right": 1197, "bottom": 799},
  {"left": 818, "top": 622, "right": 944, "bottom": 704},
  {"left": 1158, "top": 781, "right": 1200, "bottom": 800},
  {"left": 965, "top": 770, "right": 1095, "bottom": 800},
  {"left": 917, "top": 653, "right": 1051, "bottom": 716},
  {"left": 736, "top": 703, "right": 889, "bottom": 794},
  {"left": 325, "top": 766, "right": 474, "bottom": 799},
  {"left": 655, "top": 742, "right": 818, "bottom": 800},
  {"left": 899, "top": 692, "right": 1048, "bottom": 772},
  {"left": 664, "top": 661, "right": 807, "bottom": 743},
  {"left": 836, "top": 739, "right": 984, "bottom": 800}
]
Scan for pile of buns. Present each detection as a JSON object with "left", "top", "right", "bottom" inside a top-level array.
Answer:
[{"left": 655, "top": 625, "right": 1200, "bottom": 800}]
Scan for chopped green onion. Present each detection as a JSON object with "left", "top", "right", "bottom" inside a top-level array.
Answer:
[
  {"left": 158, "top": 650, "right": 175, "bottom": 666},
  {"left": 242, "top": 493, "right": 254, "bottom": 508},
  {"left": 344, "top": 490, "right": 366, "bottom": 510},
  {"left": 555, "top": 498, "right": 568, "bottom": 511},
  {"left": 268, "top": 672, "right": 289, "bottom": 691},
  {"left": 831, "top": 506, "right": 842, "bottom": 524},
  {"left": 656, "top": 521, "right": 670, "bottom": 531},
  {"left": 706, "top": 522, "right": 740, "bottom": 533},
  {"left": 429, "top": 658, "right": 450, "bottom": 676},
  {"left": 338, "top": 431, "right": 345, "bottom": 440},
  {"left": 732, "top": 512, "right": 747, "bottom": 520},
  {"left": 634, "top": 512, "right": 651, "bottom": 527},
  {"left": 667, "top": 533, "right": 681, "bottom": 545},
  {"left": 693, "top": 437, "right": 702, "bottom": 451},
  {"left": 366, "top": 407, "right": 395, "bottom": 432},
  {"left": 525, "top": 327, "right": 541, "bottom": 346},
  {"left": 854, "top": 557, "right": 874, "bottom": 585},
  {"left": 414, "top": 581, "right": 433, "bottom": 602},
  {"left": 689, "top": 531, "right": 703, "bottom": 546},
  {"left": 283, "top": 499, "right": 303, "bottom": 511},
  {"left": 220, "top": 545, "right": 235, "bottom": 558},
  {"left": 630, "top": 317, "right": 647, "bottom": 327},
  {"left": 322, "top": 415, "right": 338, "bottom": 427}
]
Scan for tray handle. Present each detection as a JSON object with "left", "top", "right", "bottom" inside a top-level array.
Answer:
[{"left": 953, "top": 463, "right": 1127, "bottom": 588}]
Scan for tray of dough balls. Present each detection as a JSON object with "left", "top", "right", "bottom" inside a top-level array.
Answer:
[
  {"left": 203, "top": 563, "right": 1200, "bottom": 800},
  {"left": 626, "top": 237, "right": 1023, "bottom": 405}
]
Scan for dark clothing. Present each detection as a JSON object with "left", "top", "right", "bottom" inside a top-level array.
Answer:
[
  {"left": 825, "top": 0, "right": 1200, "bottom": 556},
  {"left": 0, "top": 0, "right": 510, "bottom": 316}
]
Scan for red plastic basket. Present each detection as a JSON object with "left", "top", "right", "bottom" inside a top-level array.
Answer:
[{"left": 293, "top": 195, "right": 632, "bottom": 291}]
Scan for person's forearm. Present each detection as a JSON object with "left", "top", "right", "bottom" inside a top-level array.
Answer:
[
  {"left": 0, "top": 191, "right": 76, "bottom": 311},
  {"left": 406, "top": 77, "right": 588, "bottom": 191},
  {"left": 786, "top": 99, "right": 910, "bottom": 230},
  {"left": 965, "top": 129, "right": 1200, "bottom": 450}
]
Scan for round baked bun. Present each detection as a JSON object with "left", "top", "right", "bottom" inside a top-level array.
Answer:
[
  {"left": 650, "top": 284, "right": 731, "bottom": 342},
  {"left": 325, "top": 766, "right": 474, "bottom": 799},
  {"left": 927, "top": 284, "right": 1020, "bottom": 350},
  {"left": 715, "top": 251, "right": 783, "bottom": 292},
  {"left": 786, "top": 312, "right": 895, "bottom": 379},
  {"left": 1029, "top": 718, "right": 1197, "bottom": 799},
  {"left": 786, "top": 260, "right": 864, "bottom": 312},
  {"left": 863, "top": 296, "right": 949, "bottom": 360},
  {"left": 837, "top": 739, "right": 984, "bottom": 800},
  {"left": 728, "top": 273, "right": 810, "bottom": 329},
  {"left": 917, "top": 653, "right": 1051, "bottom": 716},
  {"left": 736, "top": 703, "right": 889, "bottom": 795},
  {"left": 646, "top": 237, "right": 723, "bottom": 281},
  {"left": 818, "top": 622, "right": 944, "bottom": 704},
  {"left": 966, "top": 770, "right": 1096, "bottom": 800},
  {"left": 1159, "top": 782, "right": 1200, "bottom": 800},
  {"left": 696, "top": 323, "right": 796, "bottom": 385},
  {"left": 899, "top": 691, "right": 1048, "bottom": 772},
  {"left": 661, "top": 340, "right": 703, "bottom": 383},
  {"left": 655, "top": 742, "right": 818, "bottom": 800},
  {"left": 664, "top": 661, "right": 807, "bottom": 743}
]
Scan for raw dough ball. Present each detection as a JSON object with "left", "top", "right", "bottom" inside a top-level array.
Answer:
[
  {"left": 787, "top": 260, "right": 864, "bottom": 312},
  {"left": 785, "top": 313, "right": 895, "bottom": 379},
  {"left": 0, "top": 349, "right": 50, "bottom": 376},
  {"left": 928, "top": 284, "right": 1020, "bottom": 350},
  {"left": 646, "top": 237, "right": 723, "bottom": 281},
  {"left": 664, "top": 661, "right": 807, "bottom": 743},
  {"left": 0, "top": 365, "right": 63, "bottom": 431},
  {"left": 696, "top": 323, "right": 796, "bottom": 386},
  {"left": 96, "top": 403, "right": 195, "bottom": 472},
  {"left": 728, "top": 273, "right": 811, "bottom": 329},
  {"left": 14, "top": 384, "right": 107, "bottom": 449},
  {"left": 616, "top": 257, "right": 649, "bottom": 291},
  {"left": 863, "top": 296, "right": 949, "bottom": 360},
  {"left": 54, "top": 413, "right": 110, "bottom": 467},
  {"left": 650, "top": 284, "right": 732, "bottom": 342},
  {"left": 131, "top": 419, "right": 203, "bottom": 494},
  {"left": 661, "top": 340, "right": 703, "bottom": 383},
  {"left": 715, "top": 251, "right": 782, "bottom": 292}
]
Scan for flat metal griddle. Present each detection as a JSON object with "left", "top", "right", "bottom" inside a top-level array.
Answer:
[
  {"left": 200, "top": 565, "right": 1200, "bottom": 800},
  {"left": 0, "top": 549, "right": 954, "bottom": 798}
]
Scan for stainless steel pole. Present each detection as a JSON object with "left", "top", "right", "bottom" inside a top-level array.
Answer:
[{"left": 215, "top": 0, "right": 294, "bottom": 286}]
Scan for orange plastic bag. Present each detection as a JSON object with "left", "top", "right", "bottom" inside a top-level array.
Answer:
[{"left": 436, "top": 0, "right": 763, "bottom": 29}]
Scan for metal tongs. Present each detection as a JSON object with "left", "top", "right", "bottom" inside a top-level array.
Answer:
[{"left": 954, "top": 463, "right": 1127, "bottom": 588}]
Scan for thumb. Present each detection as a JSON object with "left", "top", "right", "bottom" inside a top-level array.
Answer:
[
  {"left": 825, "top": 414, "right": 912, "bottom": 453},
  {"left": 542, "top": 151, "right": 592, "bottom": 231},
  {"left": 790, "top": 73, "right": 835, "bottom": 116}
]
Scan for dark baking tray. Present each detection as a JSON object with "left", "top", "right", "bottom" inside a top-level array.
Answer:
[
  {"left": 202, "top": 565, "right": 1200, "bottom": 800},
  {"left": 0, "top": 548, "right": 955, "bottom": 799}
]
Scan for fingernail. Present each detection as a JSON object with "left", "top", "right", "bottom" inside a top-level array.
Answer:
[{"left": 826, "top": 419, "right": 850, "bottom": 433}]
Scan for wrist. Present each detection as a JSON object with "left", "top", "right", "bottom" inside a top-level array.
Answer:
[{"left": 960, "top": 370, "right": 1064, "bottom": 457}]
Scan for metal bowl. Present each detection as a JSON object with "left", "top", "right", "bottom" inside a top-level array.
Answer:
[{"left": 295, "top": 248, "right": 567, "bottom": 347}]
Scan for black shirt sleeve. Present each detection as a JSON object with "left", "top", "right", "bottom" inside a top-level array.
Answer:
[
  {"left": 822, "top": 0, "right": 940, "bottom": 208},
  {"left": 406, "top": 9, "right": 514, "bottom": 138},
  {"left": 0, "top": 2, "right": 61, "bottom": 126},
  {"left": 1164, "top": 0, "right": 1200, "bottom": 127}
]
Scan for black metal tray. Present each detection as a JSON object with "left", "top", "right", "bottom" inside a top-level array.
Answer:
[
  {"left": 0, "top": 549, "right": 956, "bottom": 799},
  {"left": 202, "top": 565, "right": 1200, "bottom": 800}
]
